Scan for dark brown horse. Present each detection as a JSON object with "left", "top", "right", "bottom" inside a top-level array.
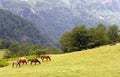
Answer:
[
  {"left": 28, "top": 59, "right": 41, "bottom": 65},
  {"left": 12, "top": 61, "right": 20, "bottom": 67},
  {"left": 19, "top": 57, "right": 27, "bottom": 65},
  {"left": 41, "top": 56, "right": 51, "bottom": 62}
]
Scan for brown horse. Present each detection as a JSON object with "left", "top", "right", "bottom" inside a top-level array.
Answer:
[
  {"left": 41, "top": 56, "right": 51, "bottom": 62},
  {"left": 12, "top": 61, "right": 20, "bottom": 67},
  {"left": 19, "top": 57, "right": 27, "bottom": 65},
  {"left": 28, "top": 59, "right": 41, "bottom": 65}
]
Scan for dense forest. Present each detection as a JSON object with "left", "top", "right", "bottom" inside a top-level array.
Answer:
[
  {"left": 59, "top": 24, "right": 120, "bottom": 52},
  {"left": 0, "top": 9, "right": 56, "bottom": 48}
]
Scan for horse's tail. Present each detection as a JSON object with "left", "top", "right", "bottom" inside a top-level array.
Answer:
[
  {"left": 48, "top": 56, "right": 51, "bottom": 61},
  {"left": 37, "top": 60, "right": 41, "bottom": 64}
]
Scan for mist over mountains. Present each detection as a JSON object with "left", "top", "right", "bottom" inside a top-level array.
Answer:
[{"left": 0, "top": 0, "right": 120, "bottom": 46}]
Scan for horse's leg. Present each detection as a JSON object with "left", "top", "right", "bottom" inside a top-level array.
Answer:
[
  {"left": 41, "top": 57, "right": 43, "bottom": 62},
  {"left": 19, "top": 62, "right": 20, "bottom": 65},
  {"left": 46, "top": 57, "right": 48, "bottom": 61},
  {"left": 42, "top": 58, "right": 44, "bottom": 62},
  {"left": 25, "top": 61, "right": 27, "bottom": 64},
  {"left": 44, "top": 58, "right": 46, "bottom": 62},
  {"left": 41, "top": 58, "right": 43, "bottom": 62},
  {"left": 18, "top": 63, "right": 20, "bottom": 67},
  {"left": 46, "top": 58, "right": 48, "bottom": 61},
  {"left": 17, "top": 63, "right": 19, "bottom": 67},
  {"left": 48, "top": 58, "right": 49, "bottom": 61},
  {"left": 46, "top": 58, "right": 49, "bottom": 61},
  {"left": 16, "top": 64, "right": 17, "bottom": 68},
  {"left": 12, "top": 63, "right": 14, "bottom": 67}
]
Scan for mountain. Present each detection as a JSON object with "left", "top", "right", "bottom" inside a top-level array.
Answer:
[
  {"left": 0, "top": 8, "right": 55, "bottom": 48},
  {"left": 0, "top": 0, "right": 120, "bottom": 44}
]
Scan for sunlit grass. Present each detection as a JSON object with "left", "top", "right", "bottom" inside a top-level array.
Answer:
[{"left": 0, "top": 43, "right": 120, "bottom": 77}]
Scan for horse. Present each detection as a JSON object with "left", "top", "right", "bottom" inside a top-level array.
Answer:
[
  {"left": 19, "top": 57, "right": 27, "bottom": 65},
  {"left": 12, "top": 61, "right": 20, "bottom": 67},
  {"left": 40, "top": 55, "right": 51, "bottom": 62},
  {"left": 28, "top": 59, "right": 41, "bottom": 65}
]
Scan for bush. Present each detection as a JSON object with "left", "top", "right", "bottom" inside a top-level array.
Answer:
[{"left": 0, "top": 59, "right": 9, "bottom": 67}]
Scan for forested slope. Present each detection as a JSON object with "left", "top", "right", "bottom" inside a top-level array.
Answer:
[{"left": 0, "top": 9, "right": 55, "bottom": 47}]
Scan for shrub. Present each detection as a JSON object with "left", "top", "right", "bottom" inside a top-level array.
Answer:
[{"left": 0, "top": 59, "right": 9, "bottom": 67}]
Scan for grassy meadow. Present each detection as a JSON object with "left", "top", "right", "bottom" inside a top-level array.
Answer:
[{"left": 0, "top": 44, "right": 120, "bottom": 77}]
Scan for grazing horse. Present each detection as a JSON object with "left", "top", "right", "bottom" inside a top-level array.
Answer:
[
  {"left": 12, "top": 61, "right": 20, "bottom": 67},
  {"left": 41, "top": 56, "right": 51, "bottom": 62},
  {"left": 28, "top": 59, "right": 41, "bottom": 65},
  {"left": 19, "top": 57, "right": 27, "bottom": 65}
]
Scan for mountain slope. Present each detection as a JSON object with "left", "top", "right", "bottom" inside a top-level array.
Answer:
[
  {"left": 0, "top": 0, "right": 120, "bottom": 44},
  {"left": 0, "top": 8, "right": 55, "bottom": 47}
]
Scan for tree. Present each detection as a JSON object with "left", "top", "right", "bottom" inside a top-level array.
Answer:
[
  {"left": 0, "top": 40, "right": 11, "bottom": 49},
  {"left": 59, "top": 23, "right": 120, "bottom": 53},
  {"left": 60, "top": 25, "right": 91, "bottom": 52},
  {"left": 94, "top": 23, "right": 109, "bottom": 46},
  {"left": 8, "top": 42, "right": 20, "bottom": 57},
  {"left": 59, "top": 32, "right": 73, "bottom": 52},
  {"left": 70, "top": 25, "right": 90, "bottom": 51},
  {"left": 108, "top": 24, "right": 119, "bottom": 44},
  {"left": 87, "top": 27, "right": 97, "bottom": 48}
]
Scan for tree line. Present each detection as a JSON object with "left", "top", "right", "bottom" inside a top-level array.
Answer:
[
  {"left": 59, "top": 24, "right": 120, "bottom": 52},
  {"left": 0, "top": 40, "right": 58, "bottom": 58}
]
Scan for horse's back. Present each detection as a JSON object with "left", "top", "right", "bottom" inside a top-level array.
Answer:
[
  {"left": 19, "top": 59, "right": 26, "bottom": 61},
  {"left": 41, "top": 55, "right": 51, "bottom": 61},
  {"left": 13, "top": 61, "right": 19, "bottom": 64},
  {"left": 19, "top": 57, "right": 26, "bottom": 60},
  {"left": 41, "top": 56, "right": 50, "bottom": 58},
  {"left": 28, "top": 58, "right": 40, "bottom": 64}
]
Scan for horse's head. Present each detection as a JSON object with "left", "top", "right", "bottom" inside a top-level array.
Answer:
[
  {"left": 28, "top": 59, "right": 31, "bottom": 62},
  {"left": 40, "top": 56, "right": 43, "bottom": 58},
  {"left": 35, "top": 59, "right": 41, "bottom": 64}
]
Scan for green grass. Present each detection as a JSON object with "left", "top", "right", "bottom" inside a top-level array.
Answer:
[
  {"left": 0, "top": 59, "right": 8, "bottom": 67},
  {"left": 0, "top": 44, "right": 120, "bottom": 77}
]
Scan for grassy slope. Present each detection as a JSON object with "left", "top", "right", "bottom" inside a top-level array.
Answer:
[{"left": 0, "top": 44, "right": 120, "bottom": 77}]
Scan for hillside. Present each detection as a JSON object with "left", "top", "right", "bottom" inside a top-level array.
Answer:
[
  {"left": 0, "top": 0, "right": 120, "bottom": 44},
  {"left": 0, "top": 9, "right": 56, "bottom": 48},
  {"left": 0, "top": 43, "right": 120, "bottom": 77}
]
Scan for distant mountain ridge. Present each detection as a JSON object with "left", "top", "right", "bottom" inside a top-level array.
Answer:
[{"left": 0, "top": 0, "right": 120, "bottom": 44}]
